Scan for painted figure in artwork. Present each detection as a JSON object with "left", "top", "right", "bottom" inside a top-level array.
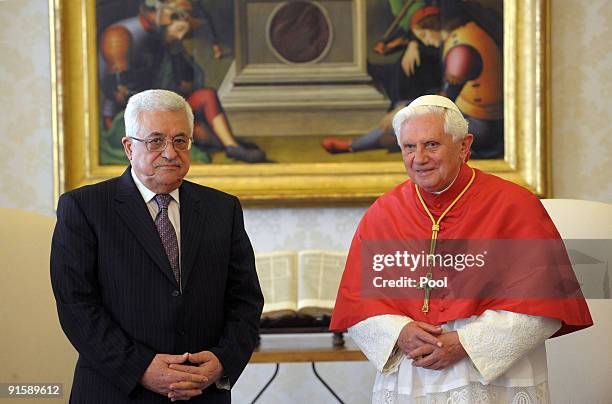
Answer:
[
  {"left": 369, "top": 0, "right": 442, "bottom": 108},
  {"left": 99, "top": 0, "right": 267, "bottom": 163},
  {"left": 322, "top": 1, "right": 504, "bottom": 160}
]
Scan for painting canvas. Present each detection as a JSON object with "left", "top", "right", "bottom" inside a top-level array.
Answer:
[
  {"left": 51, "top": 0, "right": 549, "bottom": 203},
  {"left": 95, "top": 0, "right": 503, "bottom": 165}
]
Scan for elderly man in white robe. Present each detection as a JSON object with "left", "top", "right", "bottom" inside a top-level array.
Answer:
[{"left": 331, "top": 95, "right": 592, "bottom": 403}]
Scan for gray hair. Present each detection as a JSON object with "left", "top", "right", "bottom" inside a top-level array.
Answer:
[
  {"left": 124, "top": 89, "right": 194, "bottom": 137},
  {"left": 392, "top": 105, "right": 468, "bottom": 145}
]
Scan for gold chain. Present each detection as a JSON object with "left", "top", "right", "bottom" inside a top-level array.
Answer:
[{"left": 414, "top": 168, "right": 476, "bottom": 313}]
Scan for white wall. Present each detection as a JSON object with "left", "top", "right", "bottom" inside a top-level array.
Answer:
[{"left": 0, "top": 0, "right": 610, "bottom": 403}]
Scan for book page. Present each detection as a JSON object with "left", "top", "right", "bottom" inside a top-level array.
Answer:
[
  {"left": 255, "top": 252, "right": 298, "bottom": 317},
  {"left": 296, "top": 250, "right": 347, "bottom": 316}
]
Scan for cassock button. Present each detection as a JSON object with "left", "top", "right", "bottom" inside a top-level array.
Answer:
[
  {"left": 171, "top": 290, "right": 180, "bottom": 297},
  {"left": 439, "top": 306, "right": 446, "bottom": 312},
  {"left": 435, "top": 203, "right": 442, "bottom": 208},
  {"left": 178, "top": 330, "right": 186, "bottom": 336}
]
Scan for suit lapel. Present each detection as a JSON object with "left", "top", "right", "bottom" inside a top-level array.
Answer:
[
  {"left": 179, "top": 182, "right": 205, "bottom": 288},
  {"left": 113, "top": 168, "right": 178, "bottom": 287}
]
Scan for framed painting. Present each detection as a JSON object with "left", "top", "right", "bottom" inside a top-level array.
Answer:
[{"left": 50, "top": 0, "right": 550, "bottom": 205}]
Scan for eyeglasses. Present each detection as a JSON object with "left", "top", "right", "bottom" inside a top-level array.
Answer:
[{"left": 128, "top": 135, "right": 192, "bottom": 152}]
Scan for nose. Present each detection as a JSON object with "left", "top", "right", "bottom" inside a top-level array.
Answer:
[
  {"left": 413, "top": 145, "right": 428, "bottom": 164},
  {"left": 161, "top": 140, "right": 178, "bottom": 159}
]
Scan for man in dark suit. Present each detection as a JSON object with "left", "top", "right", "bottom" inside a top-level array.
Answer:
[{"left": 51, "top": 89, "right": 263, "bottom": 403}]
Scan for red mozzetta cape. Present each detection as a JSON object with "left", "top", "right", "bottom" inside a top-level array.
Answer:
[{"left": 330, "top": 164, "right": 593, "bottom": 337}]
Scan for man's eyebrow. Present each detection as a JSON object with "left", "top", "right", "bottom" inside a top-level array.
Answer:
[
  {"left": 145, "top": 131, "right": 188, "bottom": 138},
  {"left": 402, "top": 139, "right": 440, "bottom": 146},
  {"left": 146, "top": 131, "right": 165, "bottom": 138}
]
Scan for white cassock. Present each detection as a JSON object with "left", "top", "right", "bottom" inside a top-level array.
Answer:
[{"left": 349, "top": 310, "right": 561, "bottom": 404}]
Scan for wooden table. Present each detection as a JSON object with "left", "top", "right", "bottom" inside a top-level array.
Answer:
[
  {"left": 248, "top": 334, "right": 367, "bottom": 403},
  {"left": 251, "top": 333, "right": 366, "bottom": 363}
]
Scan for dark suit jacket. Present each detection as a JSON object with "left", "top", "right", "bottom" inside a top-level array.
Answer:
[{"left": 51, "top": 168, "right": 263, "bottom": 403}]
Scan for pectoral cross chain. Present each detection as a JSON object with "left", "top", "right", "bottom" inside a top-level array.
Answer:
[
  {"left": 414, "top": 168, "right": 476, "bottom": 315},
  {"left": 415, "top": 222, "right": 440, "bottom": 314},
  {"left": 417, "top": 271, "right": 437, "bottom": 314}
]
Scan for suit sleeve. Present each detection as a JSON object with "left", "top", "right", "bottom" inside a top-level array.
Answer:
[
  {"left": 208, "top": 197, "right": 264, "bottom": 387},
  {"left": 50, "top": 193, "right": 156, "bottom": 395}
]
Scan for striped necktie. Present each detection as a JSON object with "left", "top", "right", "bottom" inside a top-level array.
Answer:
[{"left": 154, "top": 194, "right": 180, "bottom": 284}]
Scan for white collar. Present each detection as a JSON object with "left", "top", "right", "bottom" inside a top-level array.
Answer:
[
  {"left": 130, "top": 168, "right": 180, "bottom": 206},
  {"left": 431, "top": 169, "right": 461, "bottom": 195}
]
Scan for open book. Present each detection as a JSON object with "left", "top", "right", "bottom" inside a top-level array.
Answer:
[{"left": 255, "top": 250, "right": 347, "bottom": 319}]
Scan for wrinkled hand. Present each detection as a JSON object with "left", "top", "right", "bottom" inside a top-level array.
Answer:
[
  {"left": 167, "top": 351, "right": 224, "bottom": 401},
  {"left": 140, "top": 353, "right": 208, "bottom": 399},
  {"left": 409, "top": 331, "right": 467, "bottom": 370},
  {"left": 401, "top": 40, "right": 421, "bottom": 76},
  {"left": 397, "top": 321, "right": 443, "bottom": 355}
]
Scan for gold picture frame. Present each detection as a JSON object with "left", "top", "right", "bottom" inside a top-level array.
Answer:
[{"left": 50, "top": 0, "right": 550, "bottom": 206}]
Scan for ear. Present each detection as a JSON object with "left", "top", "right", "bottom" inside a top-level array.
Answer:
[
  {"left": 121, "top": 137, "right": 133, "bottom": 161},
  {"left": 459, "top": 134, "right": 474, "bottom": 163}
]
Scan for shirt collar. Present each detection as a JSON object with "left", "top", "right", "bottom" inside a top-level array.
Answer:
[
  {"left": 131, "top": 168, "right": 180, "bottom": 206},
  {"left": 431, "top": 170, "right": 460, "bottom": 195},
  {"left": 417, "top": 163, "right": 474, "bottom": 215}
]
